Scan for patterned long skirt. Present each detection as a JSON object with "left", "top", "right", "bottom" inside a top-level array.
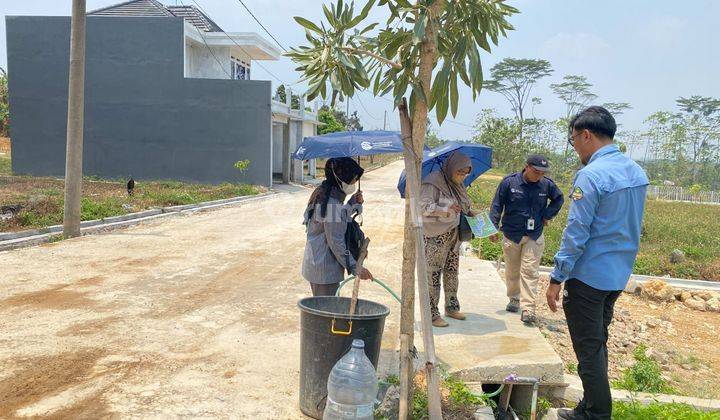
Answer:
[{"left": 423, "top": 228, "right": 460, "bottom": 319}]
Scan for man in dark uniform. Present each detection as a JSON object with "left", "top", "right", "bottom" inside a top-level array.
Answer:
[{"left": 490, "top": 155, "right": 564, "bottom": 324}]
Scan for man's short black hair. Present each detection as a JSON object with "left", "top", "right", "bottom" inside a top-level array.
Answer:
[{"left": 569, "top": 106, "right": 617, "bottom": 140}]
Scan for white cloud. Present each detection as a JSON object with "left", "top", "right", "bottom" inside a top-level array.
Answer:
[{"left": 540, "top": 32, "right": 611, "bottom": 61}]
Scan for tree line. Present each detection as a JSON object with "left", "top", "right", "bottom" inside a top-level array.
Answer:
[
  {"left": 436, "top": 58, "right": 720, "bottom": 189},
  {"left": 0, "top": 67, "right": 9, "bottom": 138}
]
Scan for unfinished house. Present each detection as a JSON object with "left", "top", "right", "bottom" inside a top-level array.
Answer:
[{"left": 6, "top": 0, "right": 319, "bottom": 186}]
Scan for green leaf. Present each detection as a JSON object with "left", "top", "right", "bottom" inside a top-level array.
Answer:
[
  {"left": 294, "top": 17, "right": 323, "bottom": 34},
  {"left": 373, "top": 70, "right": 383, "bottom": 95},
  {"left": 349, "top": 0, "right": 376, "bottom": 27},
  {"left": 450, "top": 75, "right": 459, "bottom": 118},
  {"left": 338, "top": 51, "right": 355, "bottom": 68},
  {"left": 306, "top": 76, "right": 326, "bottom": 101},
  {"left": 436, "top": 89, "right": 449, "bottom": 125},
  {"left": 330, "top": 71, "right": 343, "bottom": 92},
  {"left": 429, "top": 61, "right": 450, "bottom": 109},
  {"left": 413, "top": 15, "right": 427, "bottom": 44},
  {"left": 323, "top": 4, "right": 336, "bottom": 26},
  {"left": 457, "top": 61, "right": 471, "bottom": 86},
  {"left": 358, "top": 22, "right": 379, "bottom": 36}
]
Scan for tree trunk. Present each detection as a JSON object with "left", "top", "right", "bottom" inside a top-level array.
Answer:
[
  {"left": 407, "top": 1, "right": 445, "bottom": 418},
  {"left": 63, "top": 0, "right": 87, "bottom": 238},
  {"left": 398, "top": 102, "right": 416, "bottom": 420}
]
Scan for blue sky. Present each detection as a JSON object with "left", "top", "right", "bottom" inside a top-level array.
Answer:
[{"left": 1, "top": 0, "right": 718, "bottom": 140}]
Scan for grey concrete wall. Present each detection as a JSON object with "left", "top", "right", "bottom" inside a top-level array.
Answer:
[{"left": 6, "top": 16, "right": 272, "bottom": 186}]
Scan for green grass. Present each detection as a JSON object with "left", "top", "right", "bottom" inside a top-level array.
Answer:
[
  {"left": 0, "top": 155, "right": 10, "bottom": 175},
  {"left": 1, "top": 177, "right": 261, "bottom": 232},
  {"left": 613, "top": 400, "right": 720, "bottom": 420},
  {"left": 518, "top": 397, "right": 552, "bottom": 419},
  {"left": 136, "top": 182, "right": 258, "bottom": 206},
  {"left": 567, "top": 362, "right": 578, "bottom": 374},
  {"left": 613, "top": 345, "right": 677, "bottom": 394},
  {"left": 468, "top": 175, "right": 720, "bottom": 280},
  {"left": 409, "top": 372, "right": 494, "bottom": 419},
  {"left": 444, "top": 375, "right": 495, "bottom": 409},
  {"left": 384, "top": 374, "right": 400, "bottom": 387}
]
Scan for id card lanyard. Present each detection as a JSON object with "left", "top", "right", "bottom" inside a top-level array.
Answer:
[{"left": 525, "top": 181, "right": 536, "bottom": 231}]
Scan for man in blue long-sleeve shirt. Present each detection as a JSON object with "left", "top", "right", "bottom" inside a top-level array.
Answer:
[
  {"left": 490, "top": 155, "right": 564, "bottom": 324},
  {"left": 548, "top": 107, "right": 649, "bottom": 420}
]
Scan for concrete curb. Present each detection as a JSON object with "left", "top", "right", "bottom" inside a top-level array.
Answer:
[
  {"left": 612, "top": 389, "right": 720, "bottom": 412},
  {"left": 0, "top": 192, "right": 276, "bottom": 252},
  {"left": 494, "top": 262, "right": 720, "bottom": 292},
  {"left": 548, "top": 374, "right": 720, "bottom": 413}
]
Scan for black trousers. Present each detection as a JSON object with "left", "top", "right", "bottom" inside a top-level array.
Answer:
[
  {"left": 563, "top": 279, "right": 622, "bottom": 420},
  {"left": 310, "top": 282, "right": 340, "bottom": 297}
]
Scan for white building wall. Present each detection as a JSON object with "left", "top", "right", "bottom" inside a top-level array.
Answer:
[
  {"left": 185, "top": 42, "right": 230, "bottom": 79},
  {"left": 272, "top": 123, "right": 284, "bottom": 174},
  {"left": 302, "top": 121, "right": 316, "bottom": 138},
  {"left": 184, "top": 41, "right": 254, "bottom": 80},
  {"left": 302, "top": 121, "right": 318, "bottom": 177}
]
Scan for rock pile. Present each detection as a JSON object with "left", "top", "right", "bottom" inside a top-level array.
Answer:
[{"left": 640, "top": 279, "right": 720, "bottom": 312}]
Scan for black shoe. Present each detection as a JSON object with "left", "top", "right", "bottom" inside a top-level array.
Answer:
[
  {"left": 557, "top": 408, "right": 585, "bottom": 420},
  {"left": 506, "top": 298, "right": 520, "bottom": 313},
  {"left": 521, "top": 310, "right": 537, "bottom": 325},
  {"left": 557, "top": 401, "right": 587, "bottom": 420}
]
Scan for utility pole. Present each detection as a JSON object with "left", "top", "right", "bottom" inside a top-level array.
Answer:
[
  {"left": 63, "top": 0, "right": 87, "bottom": 238},
  {"left": 383, "top": 110, "right": 387, "bottom": 130}
]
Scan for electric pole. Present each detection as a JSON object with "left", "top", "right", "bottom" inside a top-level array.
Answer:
[
  {"left": 383, "top": 110, "right": 387, "bottom": 130},
  {"left": 63, "top": 0, "right": 87, "bottom": 238}
]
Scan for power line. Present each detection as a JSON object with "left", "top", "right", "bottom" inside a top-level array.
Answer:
[
  {"left": 191, "top": 0, "right": 285, "bottom": 85},
  {"left": 355, "top": 93, "right": 381, "bottom": 121},
  {"left": 233, "top": 0, "right": 288, "bottom": 53}
]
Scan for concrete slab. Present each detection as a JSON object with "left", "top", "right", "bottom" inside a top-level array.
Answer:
[
  {"left": 547, "top": 373, "right": 583, "bottom": 404},
  {"left": 474, "top": 405, "right": 495, "bottom": 419},
  {"left": 543, "top": 408, "right": 561, "bottom": 420},
  {"left": 415, "top": 256, "right": 564, "bottom": 383}
]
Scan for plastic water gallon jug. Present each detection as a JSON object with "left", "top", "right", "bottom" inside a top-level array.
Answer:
[{"left": 323, "top": 339, "right": 378, "bottom": 420}]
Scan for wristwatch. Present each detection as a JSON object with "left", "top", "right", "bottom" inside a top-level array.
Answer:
[{"left": 549, "top": 277, "right": 562, "bottom": 285}]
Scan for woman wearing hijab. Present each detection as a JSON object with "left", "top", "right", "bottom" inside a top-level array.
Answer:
[
  {"left": 302, "top": 157, "right": 374, "bottom": 296},
  {"left": 420, "top": 151, "right": 474, "bottom": 327}
]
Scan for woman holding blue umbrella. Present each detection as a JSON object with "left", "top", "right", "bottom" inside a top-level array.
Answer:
[
  {"left": 302, "top": 157, "right": 373, "bottom": 296},
  {"left": 419, "top": 151, "right": 475, "bottom": 327}
]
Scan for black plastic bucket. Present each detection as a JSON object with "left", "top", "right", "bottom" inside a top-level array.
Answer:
[{"left": 298, "top": 296, "right": 390, "bottom": 419}]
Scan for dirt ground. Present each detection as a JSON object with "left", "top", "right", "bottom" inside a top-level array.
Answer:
[
  {"left": 0, "top": 162, "right": 408, "bottom": 418},
  {"left": 533, "top": 276, "right": 720, "bottom": 399}
]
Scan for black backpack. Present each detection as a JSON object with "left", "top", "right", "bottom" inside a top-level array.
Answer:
[{"left": 344, "top": 212, "right": 366, "bottom": 275}]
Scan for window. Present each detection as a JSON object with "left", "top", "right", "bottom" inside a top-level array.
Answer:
[{"left": 230, "top": 56, "right": 251, "bottom": 80}]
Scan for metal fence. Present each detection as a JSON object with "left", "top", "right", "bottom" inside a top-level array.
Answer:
[{"left": 647, "top": 185, "right": 720, "bottom": 204}]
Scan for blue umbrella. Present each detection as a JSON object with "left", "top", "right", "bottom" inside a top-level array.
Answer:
[
  {"left": 293, "top": 130, "right": 406, "bottom": 160},
  {"left": 397, "top": 142, "right": 493, "bottom": 198}
]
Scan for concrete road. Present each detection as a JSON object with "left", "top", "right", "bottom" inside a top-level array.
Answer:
[
  {"left": 0, "top": 162, "right": 407, "bottom": 419},
  {"left": 0, "top": 159, "right": 562, "bottom": 418}
]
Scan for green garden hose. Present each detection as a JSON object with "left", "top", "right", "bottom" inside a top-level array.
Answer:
[{"left": 335, "top": 276, "right": 401, "bottom": 303}]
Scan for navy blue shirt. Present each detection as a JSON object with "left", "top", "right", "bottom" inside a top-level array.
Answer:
[{"left": 490, "top": 171, "right": 564, "bottom": 244}]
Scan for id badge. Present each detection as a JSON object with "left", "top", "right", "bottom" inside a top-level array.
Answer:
[{"left": 526, "top": 218, "right": 535, "bottom": 231}]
